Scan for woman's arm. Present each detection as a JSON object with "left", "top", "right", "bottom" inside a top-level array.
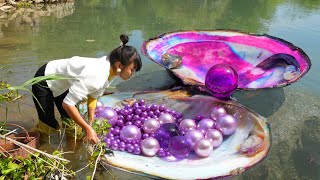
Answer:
[{"left": 62, "top": 102, "right": 98, "bottom": 144}]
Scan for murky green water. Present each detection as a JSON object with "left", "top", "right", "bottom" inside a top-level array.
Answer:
[{"left": 1, "top": 0, "right": 320, "bottom": 179}]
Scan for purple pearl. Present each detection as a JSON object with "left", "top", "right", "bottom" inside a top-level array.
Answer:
[
  {"left": 145, "top": 106, "right": 151, "bottom": 112},
  {"left": 195, "top": 115, "right": 204, "bottom": 121},
  {"left": 114, "top": 129, "right": 120, "bottom": 135},
  {"left": 148, "top": 111, "right": 154, "bottom": 117},
  {"left": 150, "top": 104, "right": 158, "bottom": 111},
  {"left": 114, "top": 108, "right": 120, "bottom": 113},
  {"left": 142, "top": 133, "right": 150, "bottom": 139},
  {"left": 140, "top": 105, "right": 147, "bottom": 112},
  {"left": 158, "top": 148, "right": 166, "bottom": 157},
  {"left": 111, "top": 143, "right": 119, "bottom": 150},
  {"left": 134, "top": 121, "right": 142, "bottom": 128},
  {"left": 109, "top": 136, "right": 114, "bottom": 141},
  {"left": 121, "top": 109, "right": 129, "bottom": 116},
  {"left": 116, "top": 120, "right": 124, "bottom": 127},
  {"left": 126, "top": 145, "right": 134, "bottom": 153},
  {"left": 170, "top": 110, "right": 177, "bottom": 116},
  {"left": 124, "top": 104, "right": 131, "bottom": 109},
  {"left": 154, "top": 110, "right": 160, "bottom": 116},
  {"left": 164, "top": 109, "right": 171, "bottom": 113},
  {"left": 126, "top": 122, "right": 133, "bottom": 125},
  {"left": 133, "top": 146, "right": 141, "bottom": 155},
  {"left": 120, "top": 141, "right": 126, "bottom": 147},
  {"left": 138, "top": 99, "right": 145, "bottom": 106},
  {"left": 105, "top": 141, "right": 111, "bottom": 147},
  {"left": 205, "top": 64, "right": 238, "bottom": 99},
  {"left": 135, "top": 109, "right": 142, "bottom": 115},
  {"left": 159, "top": 105, "right": 165, "bottom": 112},
  {"left": 128, "top": 108, "right": 133, "bottom": 114},
  {"left": 140, "top": 117, "right": 146, "bottom": 123},
  {"left": 108, "top": 133, "right": 114, "bottom": 137},
  {"left": 133, "top": 143, "right": 140, "bottom": 148},
  {"left": 133, "top": 104, "right": 140, "bottom": 110},
  {"left": 176, "top": 112, "right": 183, "bottom": 119},
  {"left": 133, "top": 115, "right": 140, "bottom": 121},
  {"left": 118, "top": 115, "right": 124, "bottom": 120},
  {"left": 141, "top": 112, "right": 148, "bottom": 118},
  {"left": 126, "top": 115, "right": 133, "bottom": 121}
]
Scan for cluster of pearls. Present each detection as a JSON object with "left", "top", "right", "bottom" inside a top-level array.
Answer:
[{"left": 95, "top": 99, "right": 238, "bottom": 160}]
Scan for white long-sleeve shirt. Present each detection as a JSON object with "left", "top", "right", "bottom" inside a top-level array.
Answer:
[{"left": 45, "top": 56, "right": 110, "bottom": 106}]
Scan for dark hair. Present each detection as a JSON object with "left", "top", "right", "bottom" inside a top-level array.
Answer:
[{"left": 109, "top": 34, "right": 142, "bottom": 72}]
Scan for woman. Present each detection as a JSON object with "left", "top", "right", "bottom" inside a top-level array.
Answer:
[{"left": 32, "top": 34, "right": 142, "bottom": 144}]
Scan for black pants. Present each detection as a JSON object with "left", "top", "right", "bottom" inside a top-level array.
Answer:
[{"left": 32, "top": 64, "right": 70, "bottom": 129}]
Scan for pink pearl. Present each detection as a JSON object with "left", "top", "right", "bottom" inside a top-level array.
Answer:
[
  {"left": 205, "top": 129, "right": 223, "bottom": 147},
  {"left": 210, "top": 106, "right": 226, "bottom": 120},
  {"left": 194, "top": 138, "right": 213, "bottom": 158},
  {"left": 142, "top": 118, "right": 160, "bottom": 134},
  {"left": 141, "top": 137, "right": 160, "bottom": 157},
  {"left": 120, "top": 125, "right": 141, "bottom": 142},
  {"left": 184, "top": 130, "right": 203, "bottom": 149},
  {"left": 179, "top": 119, "right": 196, "bottom": 134},
  {"left": 215, "top": 114, "right": 237, "bottom": 136},
  {"left": 158, "top": 113, "right": 174, "bottom": 124},
  {"left": 197, "top": 118, "right": 215, "bottom": 134}
]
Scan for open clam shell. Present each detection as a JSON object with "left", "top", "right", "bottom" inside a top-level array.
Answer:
[
  {"left": 141, "top": 30, "right": 311, "bottom": 90},
  {"left": 95, "top": 90, "right": 271, "bottom": 179}
]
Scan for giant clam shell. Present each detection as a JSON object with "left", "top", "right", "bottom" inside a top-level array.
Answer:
[
  {"left": 141, "top": 30, "right": 311, "bottom": 90},
  {"left": 95, "top": 90, "right": 271, "bottom": 179}
]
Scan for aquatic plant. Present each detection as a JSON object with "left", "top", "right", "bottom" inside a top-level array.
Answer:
[{"left": 0, "top": 151, "right": 74, "bottom": 179}]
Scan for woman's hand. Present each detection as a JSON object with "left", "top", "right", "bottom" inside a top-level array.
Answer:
[
  {"left": 62, "top": 102, "right": 99, "bottom": 144},
  {"left": 85, "top": 126, "right": 99, "bottom": 144}
]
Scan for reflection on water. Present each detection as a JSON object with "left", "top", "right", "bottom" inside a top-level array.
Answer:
[
  {"left": 233, "top": 88, "right": 285, "bottom": 118},
  {"left": 1, "top": 0, "right": 320, "bottom": 179}
]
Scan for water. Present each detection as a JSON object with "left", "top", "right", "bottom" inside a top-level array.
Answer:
[{"left": 1, "top": 0, "right": 320, "bottom": 179}]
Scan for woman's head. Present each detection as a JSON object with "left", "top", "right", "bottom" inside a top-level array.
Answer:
[{"left": 109, "top": 34, "right": 142, "bottom": 80}]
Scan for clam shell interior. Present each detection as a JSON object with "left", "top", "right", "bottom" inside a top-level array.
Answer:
[
  {"left": 93, "top": 90, "right": 271, "bottom": 179},
  {"left": 141, "top": 30, "right": 311, "bottom": 89}
]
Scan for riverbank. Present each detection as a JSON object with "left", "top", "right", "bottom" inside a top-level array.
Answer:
[{"left": 0, "top": 0, "right": 74, "bottom": 38}]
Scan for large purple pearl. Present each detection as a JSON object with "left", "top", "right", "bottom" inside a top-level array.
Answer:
[
  {"left": 141, "top": 137, "right": 160, "bottom": 157},
  {"left": 120, "top": 125, "right": 142, "bottom": 142},
  {"left": 168, "top": 136, "right": 192, "bottom": 159},
  {"left": 154, "top": 123, "right": 179, "bottom": 150},
  {"left": 99, "top": 107, "right": 118, "bottom": 126},
  {"left": 158, "top": 113, "right": 175, "bottom": 124},
  {"left": 197, "top": 118, "right": 215, "bottom": 134},
  {"left": 205, "top": 129, "right": 223, "bottom": 148},
  {"left": 210, "top": 106, "right": 227, "bottom": 120},
  {"left": 205, "top": 64, "right": 238, "bottom": 99},
  {"left": 142, "top": 118, "right": 160, "bottom": 134},
  {"left": 215, "top": 114, "right": 238, "bottom": 136}
]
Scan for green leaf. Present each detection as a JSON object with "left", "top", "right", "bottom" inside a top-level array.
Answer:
[{"left": 52, "top": 150, "right": 61, "bottom": 156}]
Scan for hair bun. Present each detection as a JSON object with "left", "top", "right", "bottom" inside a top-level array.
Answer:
[{"left": 120, "top": 34, "right": 129, "bottom": 45}]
